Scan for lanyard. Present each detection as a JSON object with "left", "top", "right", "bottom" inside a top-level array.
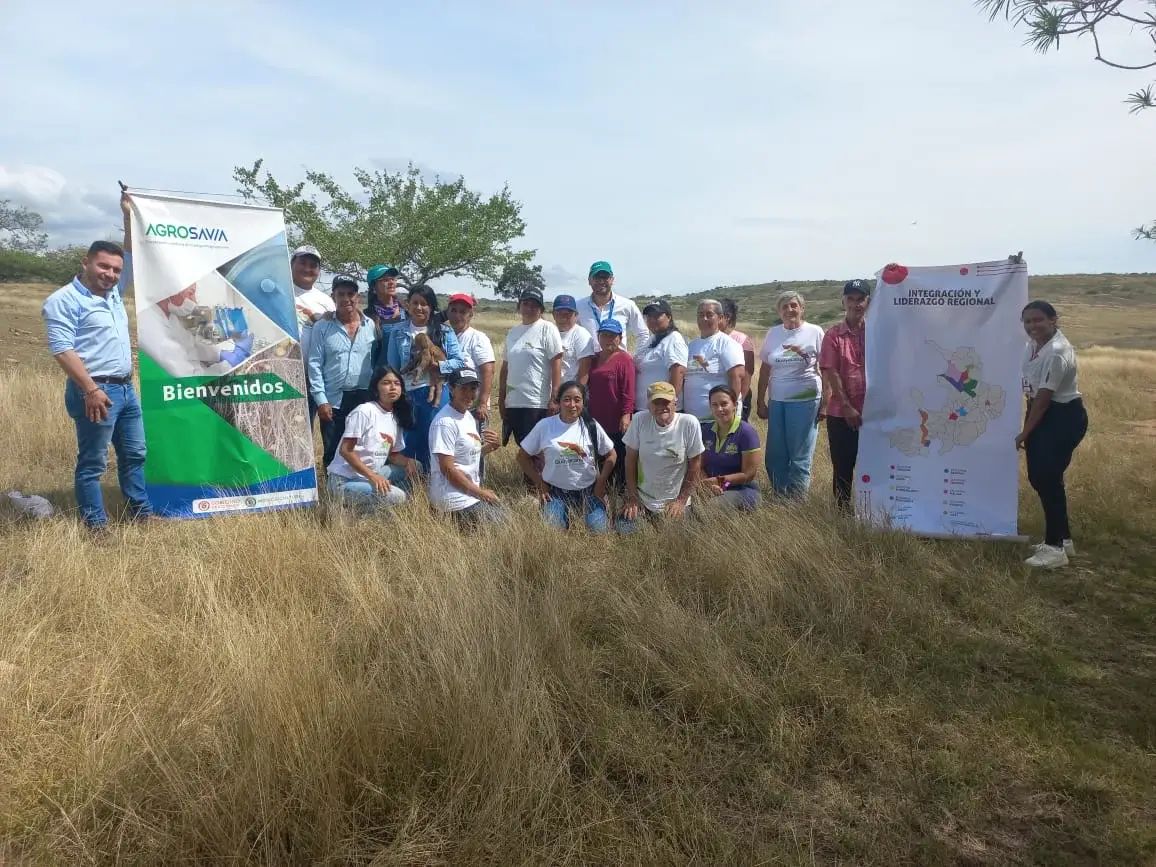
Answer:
[{"left": 591, "top": 297, "right": 615, "bottom": 326}]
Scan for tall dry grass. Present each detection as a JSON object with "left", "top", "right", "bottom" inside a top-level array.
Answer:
[{"left": 0, "top": 346, "right": 1154, "bottom": 864}]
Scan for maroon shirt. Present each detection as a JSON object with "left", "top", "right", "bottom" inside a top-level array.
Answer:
[
  {"left": 819, "top": 320, "right": 866, "bottom": 416},
  {"left": 587, "top": 350, "right": 635, "bottom": 435}
]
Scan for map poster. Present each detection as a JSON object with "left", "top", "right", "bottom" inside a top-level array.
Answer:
[
  {"left": 855, "top": 259, "right": 1029, "bottom": 539},
  {"left": 128, "top": 192, "right": 318, "bottom": 519}
]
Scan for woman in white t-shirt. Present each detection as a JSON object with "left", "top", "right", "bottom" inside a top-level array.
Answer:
[
  {"left": 1018, "top": 300, "right": 1088, "bottom": 570},
  {"left": 326, "top": 367, "right": 421, "bottom": 511},
  {"left": 634, "top": 298, "right": 688, "bottom": 412},
  {"left": 684, "top": 299, "right": 745, "bottom": 421},
  {"left": 755, "top": 290, "right": 826, "bottom": 498},
  {"left": 516, "top": 381, "right": 618, "bottom": 532},
  {"left": 429, "top": 367, "right": 507, "bottom": 530},
  {"left": 499, "top": 287, "right": 564, "bottom": 481}
]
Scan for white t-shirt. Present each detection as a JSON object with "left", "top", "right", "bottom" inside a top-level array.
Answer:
[
  {"left": 624, "top": 411, "right": 705, "bottom": 513},
  {"left": 294, "top": 285, "right": 335, "bottom": 366},
  {"left": 633, "top": 330, "right": 689, "bottom": 411},
  {"left": 428, "top": 405, "right": 484, "bottom": 512},
  {"left": 504, "top": 319, "right": 564, "bottom": 409},
  {"left": 684, "top": 332, "right": 745, "bottom": 420},
  {"left": 520, "top": 414, "right": 616, "bottom": 492},
  {"left": 327, "top": 402, "right": 405, "bottom": 480},
  {"left": 456, "top": 326, "right": 495, "bottom": 372},
  {"left": 758, "top": 322, "right": 825, "bottom": 402},
  {"left": 1022, "top": 329, "right": 1081, "bottom": 403},
  {"left": 558, "top": 325, "right": 597, "bottom": 383}
]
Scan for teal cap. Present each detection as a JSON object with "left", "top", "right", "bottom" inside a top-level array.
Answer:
[
  {"left": 367, "top": 264, "right": 400, "bottom": 285},
  {"left": 588, "top": 260, "right": 613, "bottom": 277}
]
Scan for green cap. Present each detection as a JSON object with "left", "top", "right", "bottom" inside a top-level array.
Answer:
[
  {"left": 588, "top": 260, "right": 613, "bottom": 277},
  {"left": 367, "top": 264, "right": 400, "bottom": 285}
]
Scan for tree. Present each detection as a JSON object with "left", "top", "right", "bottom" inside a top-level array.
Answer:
[
  {"left": 0, "top": 200, "right": 48, "bottom": 252},
  {"left": 494, "top": 261, "right": 547, "bottom": 301},
  {"left": 234, "top": 160, "right": 534, "bottom": 289},
  {"left": 977, "top": 1, "right": 1155, "bottom": 239}
]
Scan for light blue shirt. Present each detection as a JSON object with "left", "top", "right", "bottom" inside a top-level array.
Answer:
[
  {"left": 383, "top": 321, "right": 465, "bottom": 379},
  {"left": 307, "top": 313, "right": 378, "bottom": 406},
  {"left": 42, "top": 265, "right": 134, "bottom": 378}
]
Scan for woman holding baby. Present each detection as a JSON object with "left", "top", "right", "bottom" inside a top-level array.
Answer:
[{"left": 382, "top": 284, "right": 465, "bottom": 471}]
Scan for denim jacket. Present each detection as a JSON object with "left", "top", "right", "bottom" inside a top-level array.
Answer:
[{"left": 382, "top": 321, "right": 465, "bottom": 381}]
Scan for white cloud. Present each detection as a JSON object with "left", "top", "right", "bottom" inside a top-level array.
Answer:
[
  {"left": 0, "top": 0, "right": 1151, "bottom": 295},
  {"left": 0, "top": 166, "right": 120, "bottom": 244}
]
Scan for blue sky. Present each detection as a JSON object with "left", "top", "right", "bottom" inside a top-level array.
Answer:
[{"left": 1, "top": 0, "right": 1152, "bottom": 297}]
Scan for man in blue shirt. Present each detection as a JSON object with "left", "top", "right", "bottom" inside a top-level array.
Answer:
[
  {"left": 307, "top": 275, "right": 378, "bottom": 469},
  {"left": 41, "top": 192, "right": 153, "bottom": 529}
]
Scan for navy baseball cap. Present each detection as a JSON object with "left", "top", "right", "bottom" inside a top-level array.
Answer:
[
  {"left": 448, "top": 367, "right": 480, "bottom": 387},
  {"left": 519, "top": 287, "right": 545, "bottom": 307},
  {"left": 596, "top": 319, "right": 624, "bottom": 335},
  {"left": 552, "top": 294, "right": 578, "bottom": 312},
  {"left": 843, "top": 279, "right": 871, "bottom": 296},
  {"left": 643, "top": 298, "right": 672, "bottom": 316}
]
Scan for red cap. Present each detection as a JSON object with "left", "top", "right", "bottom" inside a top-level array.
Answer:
[{"left": 448, "top": 293, "right": 476, "bottom": 307}]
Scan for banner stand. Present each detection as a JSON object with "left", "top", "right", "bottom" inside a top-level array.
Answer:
[
  {"left": 128, "top": 192, "right": 318, "bottom": 519},
  {"left": 855, "top": 258, "right": 1029, "bottom": 540}
]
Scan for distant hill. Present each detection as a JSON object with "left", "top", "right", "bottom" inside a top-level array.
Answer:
[{"left": 476, "top": 272, "right": 1156, "bottom": 331}]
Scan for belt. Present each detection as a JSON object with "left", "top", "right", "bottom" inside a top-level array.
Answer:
[{"left": 91, "top": 375, "right": 132, "bottom": 384}]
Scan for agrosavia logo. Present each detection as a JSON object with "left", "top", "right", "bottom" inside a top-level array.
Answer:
[{"left": 144, "top": 222, "right": 229, "bottom": 243}]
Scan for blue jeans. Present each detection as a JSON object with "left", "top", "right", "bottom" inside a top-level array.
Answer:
[
  {"left": 327, "top": 463, "right": 409, "bottom": 511},
  {"left": 64, "top": 380, "right": 151, "bottom": 527},
  {"left": 403, "top": 383, "right": 450, "bottom": 472},
  {"left": 542, "top": 485, "right": 610, "bottom": 532},
  {"left": 766, "top": 398, "right": 821, "bottom": 497}
]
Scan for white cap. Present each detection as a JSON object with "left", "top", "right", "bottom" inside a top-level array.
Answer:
[{"left": 290, "top": 244, "right": 321, "bottom": 262}]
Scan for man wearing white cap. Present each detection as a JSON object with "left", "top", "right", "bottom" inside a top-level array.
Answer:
[{"left": 290, "top": 244, "right": 334, "bottom": 425}]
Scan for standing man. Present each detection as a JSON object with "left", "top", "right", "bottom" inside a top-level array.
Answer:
[
  {"left": 308, "top": 275, "right": 377, "bottom": 469},
  {"left": 819, "top": 279, "right": 870, "bottom": 513},
  {"left": 577, "top": 260, "right": 649, "bottom": 352},
  {"left": 42, "top": 191, "right": 153, "bottom": 530},
  {"left": 290, "top": 244, "right": 334, "bottom": 426}
]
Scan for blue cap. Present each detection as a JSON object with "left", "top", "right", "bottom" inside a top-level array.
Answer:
[
  {"left": 589, "top": 260, "right": 613, "bottom": 277},
  {"left": 552, "top": 294, "right": 578, "bottom": 312},
  {"left": 596, "top": 318, "right": 624, "bottom": 335}
]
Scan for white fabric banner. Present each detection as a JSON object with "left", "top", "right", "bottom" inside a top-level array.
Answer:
[{"left": 855, "top": 259, "right": 1029, "bottom": 539}]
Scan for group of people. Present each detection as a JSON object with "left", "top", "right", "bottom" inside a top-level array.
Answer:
[{"left": 39, "top": 192, "right": 1089, "bottom": 566}]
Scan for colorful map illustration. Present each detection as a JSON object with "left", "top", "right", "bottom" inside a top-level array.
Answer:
[{"left": 888, "top": 341, "right": 1007, "bottom": 456}]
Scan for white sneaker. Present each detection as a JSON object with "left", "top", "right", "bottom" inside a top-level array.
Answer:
[
  {"left": 1026, "top": 544, "right": 1069, "bottom": 569},
  {"left": 1033, "top": 539, "right": 1075, "bottom": 557}
]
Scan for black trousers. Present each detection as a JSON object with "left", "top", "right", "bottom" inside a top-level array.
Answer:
[
  {"left": 320, "top": 389, "right": 370, "bottom": 470},
  {"left": 608, "top": 431, "right": 627, "bottom": 491},
  {"left": 1025, "top": 398, "right": 1088, "bottom": 546},
  {"left": 740, "top": 389, "right": 753, "bottom": 423},
  {"left": 826, "top": 415, "right": 859, "bottom": 512}
]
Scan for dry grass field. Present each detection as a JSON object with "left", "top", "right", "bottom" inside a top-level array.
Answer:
[{"left": 1, "top": 279, "right": 1154, "bottom": 864}]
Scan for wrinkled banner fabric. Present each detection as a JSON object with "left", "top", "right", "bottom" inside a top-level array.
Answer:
[
  {"left": 855, "top": 259, "right": 1029, "bottom": 539},
  {"left": 128, "top": 193, "right": 317, "bottom": 518}
]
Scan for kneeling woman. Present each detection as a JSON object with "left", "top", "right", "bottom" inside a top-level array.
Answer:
[
  {"left": 1018, "top": 300, "right": 1088, "bottom": 569},
  {"left": 517, "top": 381, "right": 618, "bottom": 532},
  {"left": 699, "top": 385, "right": 762, "bottom": 511},
  {"left": 327, "top": 367, "right": 421, "bottom": 510}
]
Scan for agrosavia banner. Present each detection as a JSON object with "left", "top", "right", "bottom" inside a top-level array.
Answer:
[{"left": 128, "top": 192, "right": 317, "bottom": 518}]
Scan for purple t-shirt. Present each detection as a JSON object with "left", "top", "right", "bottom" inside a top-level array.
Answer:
[{"left": 700, "top": 419, "right": 760, "bottom": 488}]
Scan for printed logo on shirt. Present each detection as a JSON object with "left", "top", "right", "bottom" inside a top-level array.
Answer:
[
  {"left": 380, "top": 433, "right": 394, "bottom": 450},
  {"left": 466, "top": 432, "right": 482, "bottom": 443},
  {"left": 557, "top": 441, "right": 589, "bottom": 459},
  {"left": 780, "top": 343, "right": 812, "bottom": 360},
  {"left": 690, "top": 354, "right": 710, "bottom": 370},
  {"left": 724, "top": 443, "right": 738, "bottom": 455}
]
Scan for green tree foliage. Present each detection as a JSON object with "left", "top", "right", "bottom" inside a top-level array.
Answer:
[
  {"left": 977, "top": 0, "right": 1155, "bottom": 240},
  {"left": 494, "top": 261, "right": 547, "bottom": 301},
  {"left": 0, "top": 246, "right": 88, "bottom": 285},
  {"left": 0, "top": 200, "right": 48, "bottom": 253},
  {"left": 234, "top": 160, "right": 534, "bottom": 289}
]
